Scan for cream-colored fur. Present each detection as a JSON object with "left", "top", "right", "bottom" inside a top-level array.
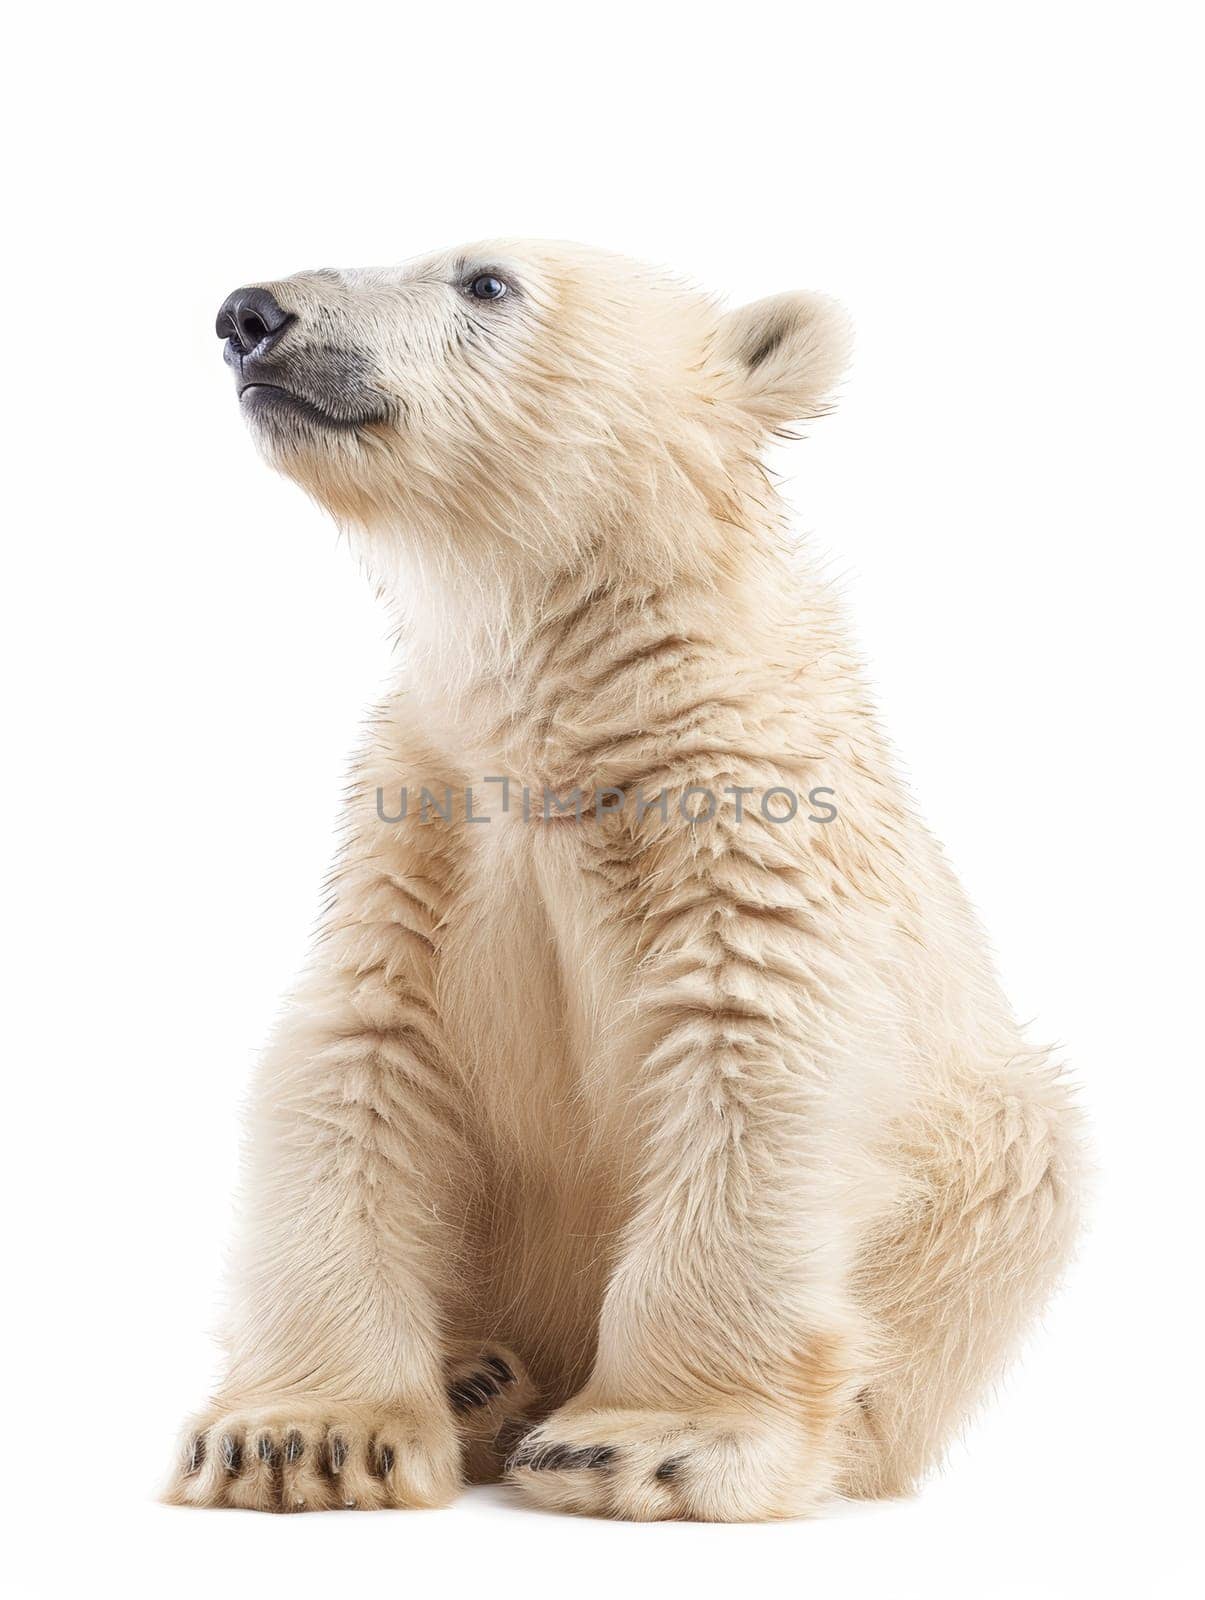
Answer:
[{"left": 170, "top": 241, "right": 1083, "bottom": 1520}]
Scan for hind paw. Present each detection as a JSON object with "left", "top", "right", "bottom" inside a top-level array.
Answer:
[{"left": 445, "top": 1344, "right": 536, "bottom": 1481}]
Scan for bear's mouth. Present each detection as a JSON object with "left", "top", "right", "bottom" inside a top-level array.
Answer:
[{"left": 238, "top": 382, "right": 383, "bottom": 432}]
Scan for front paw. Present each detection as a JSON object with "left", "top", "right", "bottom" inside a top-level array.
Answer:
[
  {"left": 167, "top": 1398, "right": 459, "bottom": 1511},
  {"left": 506, "top": 1403, "right": 825, "bottom": 1521}
]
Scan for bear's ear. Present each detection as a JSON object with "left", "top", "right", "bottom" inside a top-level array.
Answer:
[{"left": 714, "top": 291, "right": 852, "bottom": 429}]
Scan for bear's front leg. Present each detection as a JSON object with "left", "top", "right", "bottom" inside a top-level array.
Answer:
[
  {"left": 508, "top": 791, "right": 874, "bottom": 1521},
  {"left": 166, "top": 956, "right": 469, "bottom": 1510},
  {"left": 167, "top": 739, "right": 489, "bottom": 1512}
]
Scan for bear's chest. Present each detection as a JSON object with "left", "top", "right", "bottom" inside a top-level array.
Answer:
[{"left": 436, "top": 808, "right": 647, "bottom": 1171}]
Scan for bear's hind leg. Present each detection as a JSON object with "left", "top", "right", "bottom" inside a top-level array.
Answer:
[{"left": 844, "top": 1058, "right": 1084, "bottom": 1498}]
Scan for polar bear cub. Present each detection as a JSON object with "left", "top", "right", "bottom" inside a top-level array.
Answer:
[{"left": 170, "top": 242, "right": 1082, "bottom": 1520}]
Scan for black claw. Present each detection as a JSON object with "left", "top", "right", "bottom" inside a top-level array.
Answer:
[
  {"left": 326, "top": 1434, "right": 348, "bottom": 1474},
  {"left": 484, "top": 1354, "right": 515, "bottom": 1385},
  {"left": 184, "top": 1434, "right": 205, "bottom": 1475},
  {"left": 283, "top": 1430, "right": 304, "bottom": 1465},
  {"left": 654, "top": 1455, "right": 683, "bottom": 1482},
  {"left": 519, "top": 1441, "right": 616, "bottom": 1472},
  {"left": 375, "top": 1443, "right": 395, "bottom": 1477},
  {"left": 506, "top": 1435, "right": 534, "bottom": 1468},
  {"left": 449, "top": 1374, "right": 500, "bottom": 1412},
  {"left": 256, "top": 1434, "right": 279, "bottom": 1466},
  {"left": 219, "top": 1434, "right": 242, "bottom": 1474}
]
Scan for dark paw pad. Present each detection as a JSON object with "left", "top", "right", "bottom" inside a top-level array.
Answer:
[{"left": 654, "top": 1455, "right": 683, "bottom": 1482}]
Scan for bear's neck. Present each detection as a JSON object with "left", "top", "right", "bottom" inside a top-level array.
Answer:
[{"left": 369, "top": 501, "right": 849, "bottom": 792}]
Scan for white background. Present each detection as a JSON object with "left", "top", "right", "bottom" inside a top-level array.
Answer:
[{"left": 4, "top": 3, "right": 1201, "bottom": 1596}]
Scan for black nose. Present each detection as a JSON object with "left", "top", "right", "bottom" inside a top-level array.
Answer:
[{"left": 215, "top": 286, "right": 293, "bottom": 356}]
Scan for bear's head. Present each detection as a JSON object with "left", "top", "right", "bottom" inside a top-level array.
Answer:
[{"left": 216, "top": 241, "right": 850, "bottom": 584}]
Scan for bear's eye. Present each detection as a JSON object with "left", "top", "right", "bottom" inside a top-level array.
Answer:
[{"left": 468, "top": 273, "right": 508, "bottom": 302}]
